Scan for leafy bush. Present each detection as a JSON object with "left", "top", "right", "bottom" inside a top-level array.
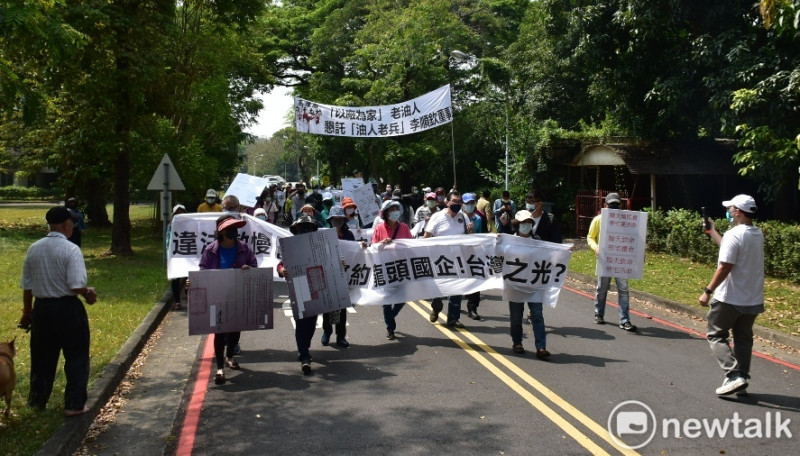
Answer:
[
  {"left": 0, "top": 186, "right": 61, "bottom": 200},
  {"left": 646, "top": 208, "right": 800, "bottom": 283}
]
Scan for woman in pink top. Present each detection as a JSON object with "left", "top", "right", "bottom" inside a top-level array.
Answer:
[{"left": 371, "top": 200, "right": 412, "bottom": 340}]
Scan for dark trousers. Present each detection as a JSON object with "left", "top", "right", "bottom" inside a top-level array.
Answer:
[
  {"left": 213, "top": 332, "right": 241, "bottom": 369},
  {"left": 28, "top": 297, "right": 90, "bottom": 411},
  {"left": 170, "top": 278, "right": 186, "bottom": 304},
  {"left": 295, "top": 316, "right": 317, "bottom": 360},
  {"left": 466, "top": 292, "right": 481, "bottom": 311},
  {"left": 321, "top": 309, "right": 347, "bottom": 337},
  {"left": 431, "top": 295, "right": 464, "bottom": 325},
  {"left": 383, "top": 303, "right": 405, "bottom": 331}
]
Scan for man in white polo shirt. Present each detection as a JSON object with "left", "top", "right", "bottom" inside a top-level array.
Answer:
[
  {"left": 698, "top": 194, "right": 764, "bottom": 396},
  {"left": 424, "top": 190, "right": 468, "bottom": 328}
]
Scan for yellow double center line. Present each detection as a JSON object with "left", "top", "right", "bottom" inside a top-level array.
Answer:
[{"left": 407, "top": 300, "right": 640, "bottom": 456}]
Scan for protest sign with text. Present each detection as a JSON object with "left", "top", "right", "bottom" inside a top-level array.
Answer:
[
  {"left": 187, "top": 267, "right": 273, "bottom": 335},
  {"left": 596, "top": 208, "right": 647, "bottom": 279}
]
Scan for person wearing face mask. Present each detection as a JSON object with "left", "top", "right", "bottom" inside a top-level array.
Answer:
[
  {"left": 424, "top": 191, "right": 467, "bottom": 328},
  {"left": 300, "top": 203, "right": 324, "bottom": 227},
  {"left": 434, "top": 187, "right": 447, "bottom": 210},
  {"left": 198, "top": 215, "right": 258, "bottom": 385},
  {"left": 371, "top": 200, "right": 413, "bottom": 340},
  {"left": 587, "top": 192, "right": 636, "bottom": 332},
  {"left": 341, "top": 197, "right": 363, "bottom": 229},
  {"left": 277, "top": 215, "right": 323, "bottom": 373},
  {"left": 493, "top": 190, "right": 517, "bottom": 234},
  {"left": 698, "top": 194, "right": 763, "bottom": 396},
  {"left": 319, "top": 205, "right": 355, "bottom": 348},
  {"left": 460, "top": 193, "right": 485, "bottom": 320},
  {"left": 412, "top": 192, "right": 438, "bottom": 237},
  {"left": 198, "top": 189, "right": 222, "bottom": 212},
  {"left": 253, "top": 207, "right": 268, "bottom": 222},
  {"left": 320, "top": 192, "right": 335, "bottom": 227}
]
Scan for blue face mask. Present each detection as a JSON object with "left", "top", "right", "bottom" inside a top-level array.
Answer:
[
  {"left": 526, "top": 203, "right": 536, "bottom": 211},
  {"left": 726, "top": 209, "right": 734, "bottom": 223},
  {"left": 388, "top": 210, "right": 401, "bottom": 222}
]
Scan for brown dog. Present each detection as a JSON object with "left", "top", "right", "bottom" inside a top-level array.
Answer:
[{"left": 0, "top": 337, "right": 16, "bottom": 419}]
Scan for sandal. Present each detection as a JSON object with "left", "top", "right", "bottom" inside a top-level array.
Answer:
[
  {"left": 225, "top": 358, "right": 240, "bottom": 370},
  {"left": 173, "top": 302, "right": 183, "bottom": 311},
  {"left": 512, "top": 344, "right": 525, "bottom": 354},
  {"left": 214, "top": 370, "right": 226, "bottom": 384},
  {"left": 536, "top": 349, "right": 551, "bottom": 360}
]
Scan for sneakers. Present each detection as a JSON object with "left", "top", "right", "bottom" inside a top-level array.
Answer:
[
  {"left": 321, "top": 332, "right": 331, "bottom": 346},
  {"left": 716, "top": 376, "right": 748, "bottom": 396},
  {"left": 233, "top": 344, "right": 241, "bottom": 355},
  {"left": 336, "top": 337, "right": 350, "bottom": 348},
  {"left": 467, "top": 309, "right": 481, "bottom": 320},
  {"left": 594, "top": 314, "right": 605, "bottom": 325},
  {"left": 386, "top": 330, "right": 395, "bottom": 340},
  {"left": 300, "top": 357, "right": 312, "bottom": 374},
  {"left": 619, "top": 321, "right": 637, "bottom": 332},
  {"left": 447, "top": 320, "right": 465, "bottom": 329},
  {"left": 214, "top": 370, "right": 226, "bottom": 385},
  {"left": 429, "top": 311, "right": 439, "bottom": 323}
]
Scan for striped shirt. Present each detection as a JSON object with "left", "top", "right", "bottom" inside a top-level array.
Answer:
[{"left": 20, "top": 232, "right": 88, "bottom": 298}]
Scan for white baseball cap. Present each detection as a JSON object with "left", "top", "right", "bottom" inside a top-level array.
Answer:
[
  {"left": 722, "top": 194, "right": 757, "bottom": 214},
  {"left": 205, "top": 189, "right": 217, "bottom": 198}
]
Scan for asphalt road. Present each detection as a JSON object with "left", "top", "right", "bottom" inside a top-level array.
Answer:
[{"left": 85, "top": 278, "right": 800, "bottom": 456}]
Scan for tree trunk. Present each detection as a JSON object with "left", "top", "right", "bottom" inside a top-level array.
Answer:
[
  {"left": 84, "top": 177, "right": 111, "bottom": 227},
  {"left": 111, "top": 147, "right": 133, "bottom": 254}
]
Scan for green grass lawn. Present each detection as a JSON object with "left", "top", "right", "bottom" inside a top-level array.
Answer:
[
  {"left": 0, "top": 203, "right": 166, "bottom": 455},
  {"left": 569, "top": 248, "right": 800, "bottom": 337}
]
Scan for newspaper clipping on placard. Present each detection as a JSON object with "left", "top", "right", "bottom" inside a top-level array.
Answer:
[
  {"left": 279, "top": 228, "right": 352, "bottom": 319},
  {"left": 341, "top": 178, "right": 364, "bottom": 196},
  {"left": 595, "top": 208, "right": 647, "bottom": 279},
  {"left": 351, "top": 183, "right": 380, "bottom": 227},
  {"left": 187, "top": 267, "right": 273, "bottom": 335}
]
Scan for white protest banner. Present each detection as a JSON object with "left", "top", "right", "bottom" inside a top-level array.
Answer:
[
  {"left": 352, "top": 183, "right": 380, "bottom": 227},
  {"left": 187, "top": 267, "right": 273, "bottom": 335},
  {"left": 279, "top": 229, "right": 352, "bottom": 319},
  {"left": 167, "top": 213, "right": 290, "bottom": 280},
  {"left": 296, "top": 85, "right": 453, "bottom": 138},
  {"left": 595, "top": 208, "right": 647, "bottom": 279},
  {"left": 341, "top": 178, "right": 364, "bottom": 196},
  {"left": 225, "top": 173, "right": 269, "bottom": 208},
  {"left": 339, "top": 234, "right": 573, "bottom": 308}
]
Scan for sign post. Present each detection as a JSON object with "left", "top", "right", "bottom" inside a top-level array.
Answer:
[{"left": 147, "top": 154, "right": 185, "bottom": 266}]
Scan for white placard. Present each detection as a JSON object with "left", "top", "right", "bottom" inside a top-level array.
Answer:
[
  {"left": 351, "top": 183, "right": 380, "bottom": 227},
  {"left": 595, "top": 208, "right": 647, "bottom": 279},
  {"left": 225, "top": 173, "right": 270, "bottom": 208}
]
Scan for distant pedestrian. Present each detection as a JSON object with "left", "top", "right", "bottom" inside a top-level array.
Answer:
[
  {"left": 21, "top": 206, "right": 97, "bottom": 416},
  {"left": 411, "top": 192, "right": 438, "bottom": 237},
  {"left": 198, "top": 189, "right": 222, "bottom": 212},
  {"left": 199, "top": 215, "right": 257, "bottom": 385},
  {"left": 587, "top": 192, "right": 636, "bottom": 332},
  {"left": 699, "top": 194, "right": 764, "bottom": 396},
  {"left": 65, "top": 197, "right": 86, "bottom": 247},
  {"left": 476, "top": 190, "right": 493, "bottom": 233},
  {"left": 341, "top": 197, "right": 363, "bottom": 230}
]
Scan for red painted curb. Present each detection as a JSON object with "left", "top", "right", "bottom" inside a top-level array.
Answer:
[{"left": 176, "top": 335, "right": 214, "bottom": 456}]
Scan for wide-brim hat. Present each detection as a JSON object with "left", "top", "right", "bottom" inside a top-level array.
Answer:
[
  {"left": 341, "top": 197, "right": 357, "bottom": 209},
  {"left": 217, "top": 217, "right": 246, "bottom": 231},
  {"left": 327, "top": 205, "right": 345, "bottom": 219},
  {"left": 290, "top": 214, "right": 318, "bottom": 234}
]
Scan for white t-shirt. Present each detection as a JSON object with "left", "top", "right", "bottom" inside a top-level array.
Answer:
[
  {"left": 714, "top": 224, "right": 764, "bottom": 307},
  {"left": 425, "top": 209, "right": 466, "bottom": 237}
]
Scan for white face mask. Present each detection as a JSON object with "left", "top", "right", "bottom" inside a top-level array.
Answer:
[
  {"left": 526, "top": 203, "right": 536, "bottom": 211},
  {"left": 388, "top": 210, "right": 401, "bottom": 222},
  {"left": 463, "top": 203, "right": 475, "bottom": 213},
  {"left": 425, "top": 200, "right": 436, "bottom": 208},
  {"left": 518, "top": 222, "right": 533, "bottom": 235}
]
